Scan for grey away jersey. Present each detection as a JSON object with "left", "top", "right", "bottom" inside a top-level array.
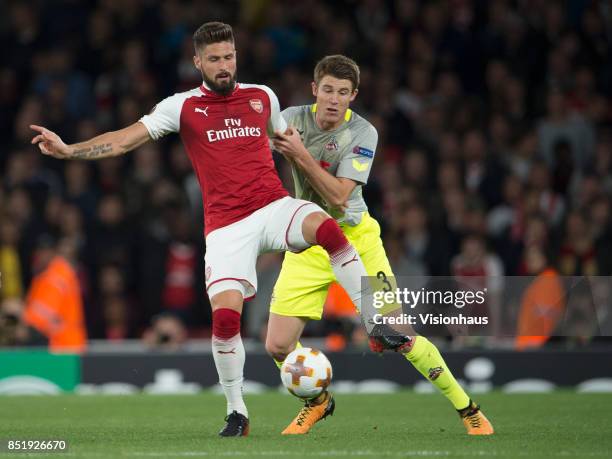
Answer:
[{"left": 281, "top": 104, "right": 378, "bottom": 226}]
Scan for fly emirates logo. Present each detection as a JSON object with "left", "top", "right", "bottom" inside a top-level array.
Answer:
[{"left": 206, "top": 118, "right": 261, "bottom": 143}]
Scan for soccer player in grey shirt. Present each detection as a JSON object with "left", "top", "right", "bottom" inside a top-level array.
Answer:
[{"left": 268, "top": 55, "right": 494, "bottom": 436}]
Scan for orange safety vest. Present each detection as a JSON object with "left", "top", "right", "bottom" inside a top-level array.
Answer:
[
  {"left": 323, "top": 282, "right": 358, "bottom": 318},
  {"left": 24, "top": 256, "right": 87, "bottom": 352},
  {"left": 515, "top": 268, "right": 565, "bottom": 350}
]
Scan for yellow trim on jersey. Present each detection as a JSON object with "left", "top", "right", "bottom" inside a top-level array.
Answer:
[
  {"left": 352, "top": 158, "right": 369, "bottom": 172},
  {"left": 270, "top": 213, "right": 400, "bottom": 320},
  {"left": 311, "top": 104, "right": 353, "bottom": 122}
]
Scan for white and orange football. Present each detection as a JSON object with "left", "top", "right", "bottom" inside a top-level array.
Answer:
[{"left": 280, "top": 347, "right": 333, "bottom": 399}]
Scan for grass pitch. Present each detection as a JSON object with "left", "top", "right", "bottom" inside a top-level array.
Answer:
[{"left": 1, "top": 391, "right": 611, "bottom": 458}]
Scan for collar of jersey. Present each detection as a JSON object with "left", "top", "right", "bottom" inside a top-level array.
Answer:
[
  {"left": 311, "top": 104, "right": 353, "bottom": 123},
  {"left": 200, "top": 80, "right": 240, "bottom": 96}
]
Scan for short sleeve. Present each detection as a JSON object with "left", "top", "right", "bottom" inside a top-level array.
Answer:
[
  {"left": 280, "top": 106, "right": 303, "bottom": 126},
  {"left": 261, "top": 86, "right": 287, "bottom": 136},
  {"left": 336, "top": 124, "right": 378, "bottom": 185},
  {"left": 139, "top": 93, "right": 183, "bottom": 140}
]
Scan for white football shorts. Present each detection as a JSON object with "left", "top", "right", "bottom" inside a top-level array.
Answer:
[{"left": 204, "top": 196, "right": 324, "bottom": 300}]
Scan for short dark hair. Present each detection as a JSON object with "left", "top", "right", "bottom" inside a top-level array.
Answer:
[
  {"left": 314, "top": 55, "right": 360, "bottom": 91},
  {"left": 193, "top": 22, "right": 234, "bottom": 50}
]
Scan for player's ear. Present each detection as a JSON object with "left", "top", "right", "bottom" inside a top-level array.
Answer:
[
  {"left": 311, "top": 82, "right": 318, "bottom": 97},
  {"left": 350, "top": 88, "right": 358, "bottom": 102}
]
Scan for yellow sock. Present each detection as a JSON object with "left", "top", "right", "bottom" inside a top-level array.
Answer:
[
  {"left": 405, "top": 336, "right": 470, "bottom": 410},
  {"left": 273, "top": 341, "right": 303, "bottom": 369}
]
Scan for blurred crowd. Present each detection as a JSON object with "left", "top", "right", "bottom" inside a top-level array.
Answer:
[{"left": 1, "top": 0, "right": 611, "bottom": 348}]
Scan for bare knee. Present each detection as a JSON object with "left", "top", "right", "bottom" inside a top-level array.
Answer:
[
  {"left": 265, "top": 340, "right": 296, "bottom": 363},
  {"left": 210, "top": 289, "right": 244, "bottom": 312},
  {"left": 301, "top": 211, "right": 330, "bottom": 245}
]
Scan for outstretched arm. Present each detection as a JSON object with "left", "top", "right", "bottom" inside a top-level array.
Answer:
[{"left": 30, "top": 122, "right": 151, "bottom": 160}]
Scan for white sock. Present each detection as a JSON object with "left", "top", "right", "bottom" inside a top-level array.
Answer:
[
  {"left": 330, "top": 243, "right": 369, "bottom": 313},
  {"left": 212, "top": 333, "right": 248, "bottom": 417}
]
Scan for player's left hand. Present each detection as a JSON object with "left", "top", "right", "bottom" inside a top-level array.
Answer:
[{"left": 273, "top": 127, "right": 305, "bottom": 160}]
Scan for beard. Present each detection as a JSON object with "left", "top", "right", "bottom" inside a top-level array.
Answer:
[{"left": 202, "top": 70, "right": 237, "bottom": 96}]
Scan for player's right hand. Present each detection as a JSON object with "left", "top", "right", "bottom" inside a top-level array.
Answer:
[{"left": 30, "top": 125, "right": 72, "bottom": 159}]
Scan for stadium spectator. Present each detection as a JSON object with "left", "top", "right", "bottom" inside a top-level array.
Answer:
[
  {"left": 558, "top": 210, "right": 599, "bottom": 276},
  {"left": 160, "top": 208, "right": 203, "bottom": 324},
  {"left": 452, "top": 234, "right": 504, "bottom": 335},
  {"left": 515, "top": 246, "right": 565, "bottom": 350},
  {"left": 142, "top": 313, "right": 188, "bottom": 351},
  {"left": 537, "top": 88, "right": 595, "bottom": 170},
  {"left": 90, "top": 263, "right": 135, "bottom": 339},
  {"left": 400, "top": 203, "right": 450, "bottom": 276},
  {"left": 0, "top": 219, "right": 24, "bottom": 302},
  {"left": 22, "top": 236, "right": 87, "bottom": 352},
  {"left": 101, "top": 294, "right": 132, "bottom": 341}
]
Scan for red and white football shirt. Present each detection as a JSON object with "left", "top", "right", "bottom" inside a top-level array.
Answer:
[{"left": 139, "top": 82, "right": 289, "bottom": 235}]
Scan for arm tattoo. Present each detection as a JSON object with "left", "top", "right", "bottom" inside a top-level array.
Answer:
[{"left": 72, "top": 143, "right": 113, "bottom": 159}]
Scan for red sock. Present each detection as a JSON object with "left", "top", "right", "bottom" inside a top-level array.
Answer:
[
  {"left": 315, "top": 218, "right": 353, "bottom": 264},
  {"left": 213, "top": 308, "right": 241, "bottom": 339}
]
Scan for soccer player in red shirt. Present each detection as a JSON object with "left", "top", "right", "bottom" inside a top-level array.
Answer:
[{"left": 30, "top": 22, "right": 386, "bottom": 436}]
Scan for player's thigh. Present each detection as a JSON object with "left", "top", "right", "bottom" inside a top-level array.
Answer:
[
  {"left": 360, "top": 238, "right": 397, "bottom": 288},
  {"left": 270, "top": 247, "right": 334, "bottom": 321},
  {"left": 265, "top": 313, "right": 308, "bottom": 355},
  {"left": 204, "top": 218, "right": 260, "bottom": 303},
  {"left": 262, "top": 197, "right": 327, "bottom": 253},
  {"left": 349, "top": 214, "right": 396, "bottom": 279}
]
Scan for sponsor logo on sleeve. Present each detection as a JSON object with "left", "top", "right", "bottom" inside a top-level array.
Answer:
[{"left": 353, "top": 146, "right": 374, "bottom": 158}]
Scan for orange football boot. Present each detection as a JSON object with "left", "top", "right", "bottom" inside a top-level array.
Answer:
[
  {"left": 281, "top": 391, "right": 335, "bottom": 435},
  {"left": 459, "top": 400, "right": 494, "bottom": 435}
]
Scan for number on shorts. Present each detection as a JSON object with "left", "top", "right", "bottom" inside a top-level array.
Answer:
[{"left": 377, "top": 271, "right": 392, "bottom": 292}]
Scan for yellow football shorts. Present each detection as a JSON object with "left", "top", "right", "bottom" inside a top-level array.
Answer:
[{"left": 270, "top": 213, "right": 400, "bottom": 320}]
